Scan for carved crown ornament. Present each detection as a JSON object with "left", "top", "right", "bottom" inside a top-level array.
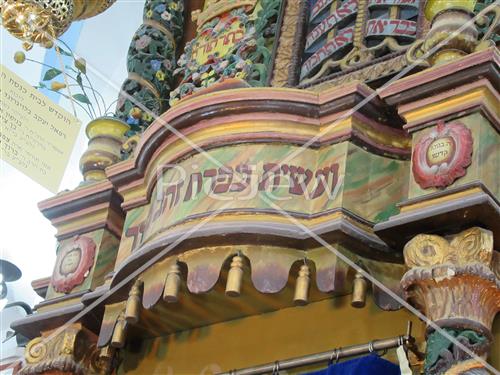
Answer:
[{"left": 192, "top": 0, "right": 258, "bottom": 31}]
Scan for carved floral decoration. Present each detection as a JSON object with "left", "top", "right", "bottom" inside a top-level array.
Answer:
[
  {"left": 115, "top": 0, "right": 185, "bottom": 133},
  {"left": 169, "top": 0, "right": 281, "bottom": 105}
]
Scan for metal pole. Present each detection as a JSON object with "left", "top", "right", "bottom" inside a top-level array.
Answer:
[
  {"left": 3, "top": 301, "right": 32, "bottom": 315},
  {"left": 219, "top": 335, "right": 409, "bottom": 375}
]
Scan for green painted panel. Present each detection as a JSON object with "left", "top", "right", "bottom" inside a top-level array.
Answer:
[
  {"left": 115, "top": 141, "right": 410, "bottom": 262},
  {"left": 142, "top": 143, "right": 347, "bottom": 244},
  {"left": 343, "top": 143, "right": 408, "bottom": 223},
  {"left": 478, "top": 114, "right": 500, "bottom": 200},
  {"left": 91, "top": 230, "right": 120, "bottom": 289}
]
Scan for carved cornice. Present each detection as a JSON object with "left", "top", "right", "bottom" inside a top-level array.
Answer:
[
  {"left": 399, "top": 79, "right": 499, "bottom": 133},
  {"left": 375, "top": 183, "right": 500, "bottom": 250},
  {"left": 11, "top": 301, "right": 104, "bottom": 341},
  {"left": 379, "top": 48, "right": 499, "bottom": 108},
  {"left": 106, "top": 84, "right": 408, "bottom": 206},
  {"left": 96, "top": 245, "right": 404, "bottom": 347},
  {"left": 37, "top": 180, "right": 124, "bottom": 240}
]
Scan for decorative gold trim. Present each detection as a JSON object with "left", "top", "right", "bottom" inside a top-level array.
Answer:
[
  {"left": 192, "top": 0, "right": 258, "bottom": 30},
  {"left": 400, "top": 187, "right": 484, "bottom": 213},
  {"left": 128, "top": 72, "right": 161, "bottom": 99},
  {"left": 271, "top": 0, "right": 303, "bottom": 87},
  {"left": 143, "top": 18, "right": 175, "bottom": 49},
  {"left": 309, "top": 55, "right": 409, "bottom": 92}
]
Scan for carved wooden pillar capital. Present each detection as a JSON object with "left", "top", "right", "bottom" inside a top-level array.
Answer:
[
  {"left": 401, "top": 227, "right": 500, "bottom": 374},
  {"left": 19, "top": 323, "right": 106, "bottom": 375}
]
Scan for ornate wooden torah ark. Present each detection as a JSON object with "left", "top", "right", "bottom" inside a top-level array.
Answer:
[{"left": 8, "top": 0, "right": 500, "bottom": 374}]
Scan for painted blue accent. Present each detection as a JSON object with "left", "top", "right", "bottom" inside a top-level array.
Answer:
[
  {"left": 304, "top": 354, "right": 401, "bottom": 375},
  {"left": 39, "top": 22, "right": 83, "bottom": 103}
]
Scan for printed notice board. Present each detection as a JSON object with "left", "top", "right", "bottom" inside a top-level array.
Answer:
[{"left": 0, "top": 64, "right": 81, "bottom": 193}]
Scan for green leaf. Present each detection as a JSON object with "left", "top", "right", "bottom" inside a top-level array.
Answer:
[
  {"left": 73, "top": 93, "right": 91, "bottom": 104},
  {"left": 76, "top": 73, "right": 83, "bottom": 87},
  {"left": 43, "top": 68, "right": 62, "bottom": 81}
]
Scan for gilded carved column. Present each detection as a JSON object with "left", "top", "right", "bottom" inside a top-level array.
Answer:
[
  {"left": 401, "top": 227, "right": 500, "bottom": 374},
  {"left": 407, "top": 0, "right": 499, "bottom": 66},
  {"left": 422, "top": 0, "right": 479, "bottom": 65}
]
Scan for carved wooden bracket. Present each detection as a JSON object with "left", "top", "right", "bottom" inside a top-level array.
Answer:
[{"left": 19, "top": 324, "right": 111, "bottom": 375}]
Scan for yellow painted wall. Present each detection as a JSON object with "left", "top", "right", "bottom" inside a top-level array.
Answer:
[
  {"left": 118, "top": 295, "right": 427, "bottom": 374},
  {"left": 118, "top": 296, "right": 500, "bottom": 374}
]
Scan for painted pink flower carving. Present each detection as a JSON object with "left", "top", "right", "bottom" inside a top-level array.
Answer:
[{"left": 135, "top": 35, "right": 152, "bottom": 50}]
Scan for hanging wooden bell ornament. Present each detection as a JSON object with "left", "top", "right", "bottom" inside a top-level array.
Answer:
[
  {"left": 351, "top": 271, "right": 368, "bottom": 308},
  {"left": 163, "top": 262, "right": 181, "bottom": 303},
  {"left": 99, "top": 345, "right": 115, "bottom": 373},
  {"left": 294, "top": 264, "right": 311, "bottom": 306},
  {"left": 111, "top": 315, "right": 127, "bottom": 348},
  {"left": 225, "top": 254, "right": 244, "bottom": 297},
  {"left": 99, "top": 345, "right": 115, "bottom": 361},
  {"left": 125, "top": 280, "right": 142, "bottom": 324}
]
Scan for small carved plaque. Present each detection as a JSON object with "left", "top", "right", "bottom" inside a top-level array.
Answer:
[
  {"left": 60, "top": 248, "right": 82, "bottom": 276},
  {"left": 412, "top": 121, "right": 473, "bottom": 189},
  {"left": 51, "top": 236, "right": 96, "bottom": 293},
  {"left": 426, "top": 137, "right": 455, "bottom": 166}
]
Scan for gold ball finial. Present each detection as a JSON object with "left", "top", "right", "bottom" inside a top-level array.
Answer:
[
  {"left": 13, "top": 51, "right": 26, "bottom": 64},
  {"left": 1, "top": 0, "right": 116, "bottom": 50}
]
